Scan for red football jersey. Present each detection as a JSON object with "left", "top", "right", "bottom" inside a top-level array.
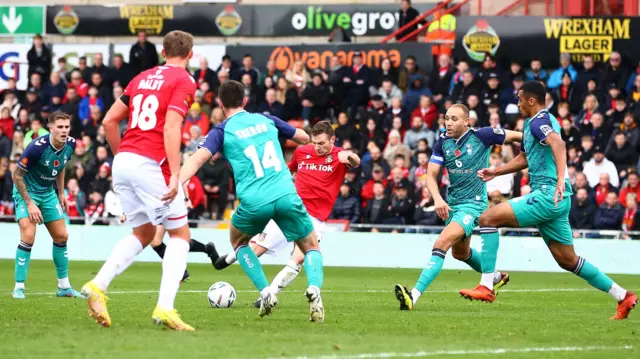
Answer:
[
  {"left": 288, "top": 145, "right": 350, "bottom": 221},
  {"left": 119, "top": 65, "right": 196, "bottom": 165}
]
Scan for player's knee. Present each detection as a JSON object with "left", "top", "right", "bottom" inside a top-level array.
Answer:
[
  {"left": 553, "top": 252, "right": 578, "bottom": 272},
  {"left": 451, "top": 246, "right": 468, "bottom": 261},
  {"left": 478, "top": 213, "right": 493, "bottom": 228},
  {"left": 433, "top": 236, "right": 456, "bottom": 253},
  {"left": 53, "top": 231, "right": 69, "bottom": 244}
]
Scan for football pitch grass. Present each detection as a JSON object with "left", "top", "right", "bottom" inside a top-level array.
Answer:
[{"left": 0, "top": 260, "right": 638, "bottom": 359}]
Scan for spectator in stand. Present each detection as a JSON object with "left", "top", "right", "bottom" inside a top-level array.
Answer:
[
  {"left": 184, "top": 125, "right": 204, "bottom": 153},
  {"left": 23, "top": 118, "right": 48, "bottom": 148},
  {"left": 0, "top": 107, "right": 15, "bottom": 141},
  {"left": 363, "top": 181, "right": 391, "bottom": 230},
  {"left": 575, "top": 94, "right": 601, "bottom": 133},
  {"left": 547, "top": 53, "right": 577, "bottom": 89},
  {"left": 409, "top": 150, "right": 429, "bottom": 184},
  {"left": 68, "top": 70, "right": 88, "bottom": 99},
  {"left": 383, "top": 129, "right": 411, "bottom": 166},
  {"left": 65, "top": 178, "right": 86, "bottom": 219},
  {"left": 607, "top": 97, "right": 628, "bottom": 128},
  {"left": 403, "top": 74, "right": 432, "bottom": 113},
  {"left": 211, "top": 107, "right": 225, "bottom": 126},
  {"left": 451, "top": 71, "right": 479, "bottom": 105},
  {"left": 556, "top": 101, "right": 573, "bottom": 123},
  {"left": 622, "top": 193, "right": 640, "bottom": 237},
  {"left": 411, "top": 95, "right": 437, "bottom": 132},
  {"left": 285, "top": 60, "right": 311, "bottom": 93},
  {"left": 109, "top": 54, "right": 134, "bottom": 88},
  {"left": 387, "top": 165, "right": 414, "bottom": 197},
  {"left": 481, "top": 72, "right": 501, "bottom": 109},
  {"left": 56, "top": 57, "right": 70, "bottom": 84},
  {"left": 91, "top": 163, "right": 111, "bottom": 197},
  {"left": 360, "top": 119, "right": 386, "bottom": 155},
  {"left": 390, "top": 116, "right": 406, "bottom": 142},
  {"left": 86, "top": 145, "right": 112, "bottom": 178},
  {"left": 217, "top": 55, "right": 239, "bottom": 81},
  {"left": 197, "top": 155, "right": 230, "bottom": 220},
  {"left": 396, "top": 0, "right": 422, "bottom": 42},
  {"left": 386, "top": 182, "right": 414, "bottom": 226},
  {"left": 193, "top": 58, "right": 218, "bottom": 91},
  {"left": 27, "top": 34, "right": 52, "bottom": 82},
  {"left": 486, "top": 152, "right": 514, "bottom": 198},
  {"left": 476, "top": 54, "right": 500, "bottom": 84},
  {"left": 429, "top": 54, "right": 454, "bottom": 103},
  {"left": 0, "top": 127, "right": 10, "bottom": 158},
  {"left": 589, "top": 113, "right": 612, "bottom": 149},
  {"left": 413, "top": 186, "right": 439, "bottom": 229},
  {"left": 404, "top": 116, "right": 432, "bottom": 151},
  {"left": 506, "top": 60, "right": 526, "bottom": 83},
  {"left": 241, "top": 73, "right": 263, "bottom": 113},
  {"left": 362, "top": 145, "right": 390, "bottom": 179},
  {"left": 603, "top": 85, "right": 623, "bottom": 113},
  {"left": 325, "top": 56, "right": 350, "bottom": 112},
  {"left": 22, "top": 88, "right": 41, "bottom": 115},
  {"left": 129, "top": 31, "right": 158, "bottom": 74},
  {"left": 593, "top": 172, "right": 618, "bottom": 207},
  {"left": 13, "top": 108, "right": 30, "bottom": 136},
  {"left": 72, "top": 57, "right": 92, "bottom": 84},
  {"left": 184, "top": 174, "right": 206, "bottom": 219},
  {"left": 91, "top": 53, "right": 110, "bottom": 86},
  {"left": 301, "top": 73, "right": 330, "bottom": 124},
  {"left": 570, "top": 187, "right": 597, "bottom": 230},
  {"left": 500, "top": 74, "right": 525, "bottom": 114},
  {"left": 449, "top": 59, "right": 470, "bottom": 99},
  {"left": 372, "top": 58, "right": 399, "bottom": 88},
  {"left": 525, "top": 58, "right": 548, "bottom": 82},
  {"left": 90, "top": 72, "right": 113, "bottom": 109},
  {"left": 330, "top": 181, "right": 361, "bottom": 223},
  {"left": 584, "top": 146, "right": 620, "bottom": 188},
  {"left": 259, "top": 88, "right": 284, "bottom": 119},
  {"left": 263, "top": 60, "right": 283, "bottom": 85},
  {"left": 66, "top": 140, "right": 92, "bottom": 178},
  {"left": 0, "top": 91, "right": 20, "bottom": 121},
  {"left": 361, "top": 165, "right": 388, "bottom": 206},
  {"left": 552, "top": 72, "right": 580, "bottom": 114},
  {"left": 561, "top": 117, "right": 581, "bottom": 150},
  {"left": 61, "top": 88, "right": 82, "bottom": 137},
  {"left": 619, "top": 172, "right": 640, "bottom": 208},
  {"left": 594, "top": 191, "right": 624, "bottom": 230},
  {"left": 580, "top": 136, "right": 595, "bottom": 165},
  {"left": 85, "top": 191, "right": 105, "bottom": 221},
  {"left": 606, "top": 132, "right": 637, "bottom": 174},
  {"left": 378, "top": 78, "right": 403, "bottom": 107},
  {"left": 398, "top": 55, "right": 422, "bottom": 93},
  {"left": 600, "top": 51, "right": 628, "bottom": 91},
  {"left": 237, "top": 54, "right": 260, "bottom": 86},
  {"left": 335, "top": 112, "right": 358, "bottom": 147},
  {"left": 78, "top": 87, "right": 104, "bottom": 127},
  {"left": 575, "top": 55, "right": 599, "bottom": 96},
  {"left": 345, "top": 52, "right": 372, "bottom": 118},
  {"left": 383, "top": 97, "right": 410, "bottom": 131},
  {"left": 0, "top": 78, "right": 21, "bottom": 104},
  {"left": 42, "top": 72, "right": 66, "bottom": 108},
  {"left": 183, "top": 102, "right": 210, "bottom": 146},
  {"left": 275, "top": 77, "right": 301, "bottom": 121}
]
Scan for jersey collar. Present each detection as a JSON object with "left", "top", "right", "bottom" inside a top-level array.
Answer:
[
  {"left": 454, "top": 128, "right": 472, "bottom": 145},
  {"left": 48, "top": 135, "right": 65, "bottom": 153},
  {"left": 226, "top": 110, "right": 247, "bottom": 121},
  {"left": 528, "top": 108, "right": 548, "bottom": 121}
]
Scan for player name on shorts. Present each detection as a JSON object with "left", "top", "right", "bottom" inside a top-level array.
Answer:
[
  {"left": 235, "top": 123, "right": 269, "bottom": 139},
  {"left": 297, "top": 163, "right": 334, "bottom": 172}
]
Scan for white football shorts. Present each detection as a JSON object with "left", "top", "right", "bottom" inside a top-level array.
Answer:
[{"left": 250, "top": 215, "right": 325, "bottom": 256}]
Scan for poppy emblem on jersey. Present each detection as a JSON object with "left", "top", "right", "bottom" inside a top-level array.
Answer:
[
  {"left": 54, "top": 160, "right": 60, "bottom": 167},
  {"left": 326, "top": 155, "right": 333, "bottom": 163},
  {"left": 21, "top": 158, "right": 28, "bottom": 166},
  {"left": 454, "top": 149, "right": 462, "bottom": 157}
]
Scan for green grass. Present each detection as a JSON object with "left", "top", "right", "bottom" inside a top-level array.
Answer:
[{"left": 0, "top": 259, "right": 638, "bottom": 359}]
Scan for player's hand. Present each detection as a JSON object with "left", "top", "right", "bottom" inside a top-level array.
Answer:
[
  {"left": 185, "top": 198, "right": 193, "bottom": 210},
  {"left": 119, "top": 214, "right": 127, "bottom": 223},
  {"left": 434, "top": 198, "right": 451, "bottom": 220},
  {"left": 161, "top": 175, "right": 180, "bottom": 204},
  {"left": 554, "top": 180, "right": 565, "bottom": 207},
  {"left": 477, "top": 167, "right": 497, "bottom": 182},
  {"left": 27, "top": 202, "right": 43, "bottom": 225},
  {"left": 58, "top": 195, "right": 68, "bottom": 213},
  {"left": 338, "top": 150, "right": 352, "bottom": 164}
]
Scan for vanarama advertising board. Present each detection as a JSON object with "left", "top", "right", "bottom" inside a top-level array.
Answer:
[{"left": 226, "top": 43, "right": 432, "bottom": 74}]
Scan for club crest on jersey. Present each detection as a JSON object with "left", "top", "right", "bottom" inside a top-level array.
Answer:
[
  {"left": 326, "top": 154, "right": 333, "bottom": 163},
  {"left": 454, "top": 149, "right": 462, "bottom": 157},
  {"left": 54, "top": 160, "right": 60, "bottom": 167},
  {"left": 306, "top": 154, "right": 311, "bottom": 159}
]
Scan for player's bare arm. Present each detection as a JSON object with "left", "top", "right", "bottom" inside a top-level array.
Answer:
[
  {"left": 544, "top": 132, "right": 567, "bottom": 206},
  {"left": 478, "top": 152, "right": 528, "bottom": 182},
  {"left": 425, "top": 162, "right": 450, "bottom": 220},
  {"left": 56, "top": 167, "right": 67, "bottom": 213},
  {"left": 161, "top": 109, "right": 185, "bottom": 203},
  {"left": 13, "top": 167, "right": 42, "bottom": 224},
  {"left": 503, "top": 130, "right": 523, "bottom": 144},
  {"left": 338, "top": 150, "right": 361, "bottom": 168},
  {"left": 102, "top": 99, "right": 129, "bottom": 153},
  {"left": 179, "top": 147, "right": 212, "bottom": 186},
  {"left": 292, "top": 128, "right": 310, "bottom": 144}
]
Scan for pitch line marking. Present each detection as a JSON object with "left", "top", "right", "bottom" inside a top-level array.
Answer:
[
  {"left": 266, "top": 345, "right": 634, "bottom": 359},
  {"left": 24, "top": 288, "right": 628, "bottom": 296}
]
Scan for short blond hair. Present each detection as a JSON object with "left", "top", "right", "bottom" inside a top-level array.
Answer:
[{"left": 163, "top": 30, "right": 193, "bottom": 59}]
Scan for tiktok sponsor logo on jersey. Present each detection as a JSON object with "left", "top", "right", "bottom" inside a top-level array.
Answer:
[{"left": 298, "top": 163, "right": 334, "bottom": 172}]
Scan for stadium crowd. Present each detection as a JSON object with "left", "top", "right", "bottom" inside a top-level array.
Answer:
[{"left": 2, "top": 33, "right": 640, "bottom": 236}]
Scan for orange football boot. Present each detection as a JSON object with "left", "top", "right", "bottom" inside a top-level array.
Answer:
[
  {"left": 611, "top": 291, "right": 638, "bottom": 320},
  {"left": 459, "top": 285, "right": 496, "bottom": 303}
]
